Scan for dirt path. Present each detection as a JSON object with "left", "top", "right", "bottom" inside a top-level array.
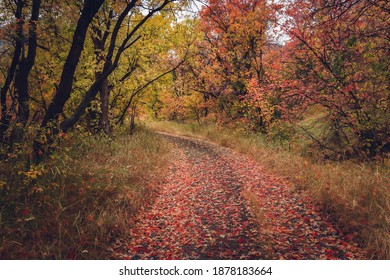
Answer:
[{"left": 113, "top": 133, "right": 365, "bottom": 260}]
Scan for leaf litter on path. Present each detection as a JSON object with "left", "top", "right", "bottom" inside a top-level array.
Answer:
[{"left": 113, "top": 134, "right": 365, "bottom": 260}]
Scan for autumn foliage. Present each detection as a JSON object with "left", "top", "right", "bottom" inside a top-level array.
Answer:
[
  {"left": 0, "top": 0, "right": 389, "bottom": 260},
  {"left": 282, "top": 0, "right": 390, "bottom": 159},
  {"left": 162, "top": 0, "right": 389, "bottom": 160}
]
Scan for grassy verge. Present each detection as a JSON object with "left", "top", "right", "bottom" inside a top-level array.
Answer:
[
  {"left": 147, "top": 120, "right": 390, "bottom": 259},
  {"left": 0, "top": 127, "right": 172, "bottom": 259}
]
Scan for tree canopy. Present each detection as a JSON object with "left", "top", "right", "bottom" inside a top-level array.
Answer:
[{"left": 0, "top": 0, "right": 388, "bottom": 161}]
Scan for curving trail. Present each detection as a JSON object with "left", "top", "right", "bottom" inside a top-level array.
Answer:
[{"left": 113, "top": 133, "right": 365, "bottom": 260}]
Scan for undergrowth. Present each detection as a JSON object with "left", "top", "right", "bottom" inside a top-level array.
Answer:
[
  {"left": 147, "top": 120, "right": 390, "bottom": 259},
  {"left": 0, "top": 126, "right": 171, "bottom": 259}
]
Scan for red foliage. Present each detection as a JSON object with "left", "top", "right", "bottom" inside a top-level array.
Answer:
[{"left": 281, "top": 0, "right": 390, "bottom": 157}]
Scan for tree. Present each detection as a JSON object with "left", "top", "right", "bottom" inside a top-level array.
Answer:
[
  {"left": 0, "top": 0, "right": 24, "bottom": 139},
  {"left": 58, "top": 0, "right": 177, "bottom": 133},
  {"left": 191, "top": 0, "right": 275, "bottom": 124},
  {"left": 33, "top": 0, "right": 188, "bottom": 162},
  {"left": 284, "top": 0, "right": 390, "bottom": 159},
  {"left": 32, "top": 0, "right": 105, "bottom": 162},
  {"left": 39, "top": 0, "right": 105, "bottom": 129},
  {"left": 89, "top": 2, "right": 115, "bottom": 134},
  {"left": 12, "top": 0, "right": 41, "bottom": 141}
]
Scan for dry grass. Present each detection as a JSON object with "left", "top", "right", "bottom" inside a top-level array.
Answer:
[
  {"left": 0, "top": 127, "right": 172, "bottom": 259},
  {"left": 241, "top": 189, "right": 276, "bottom": 258},
  {"left": 148, "top": 120, "right": 390, "bottom": 259}
]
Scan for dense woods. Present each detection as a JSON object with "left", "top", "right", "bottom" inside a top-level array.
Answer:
[
  {"left": 0, "top": 0, "right": 388, "bottom": 159},
  {"left": 0, "top": 0, "right": 388, "bottom": 259}
]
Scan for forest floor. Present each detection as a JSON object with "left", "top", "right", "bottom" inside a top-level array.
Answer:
[{"left": 112, "top": 132, "right": 366, "bottom": 260}]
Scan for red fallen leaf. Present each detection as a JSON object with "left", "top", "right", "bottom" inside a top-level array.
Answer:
[
  {"left": 238, "top": 236, "right": 244, "bottom": 243},
  {"left": 67, "top": 251, "right": 77, "bottom": 259},
  {"left": 133, "top": 246, "right": 146, "bottom": 253},
  {"left": 327, "top": 255, "right": 338, "bottom": 260},
  {"left": 87, "top": 214, "right": 94, "bottom": 222},
  {"left": 344, "top": 234, "right": 353, "bottom": 241},
  {"left": 22, "top": 208, "right": 30, "bottom": 216}
]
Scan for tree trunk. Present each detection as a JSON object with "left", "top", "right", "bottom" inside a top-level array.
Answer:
[
  {"left": 40, "top": 0, "right": 104, "bottom": 128},
  {"left": 60, "top": 71, "right": 110, "bottom": 132},
  {"left": 14, "top": 0, "right": 41, "bottom": 126},
  {"left": 11, "top": 65, "right": 30, "bottom": 144},
  {"left": 0, "top": 0, "right": 24, "bottom": 139},
  {"left": 33, "top": 0, "right": 104, "bottom": 163},
  {"left": 129, "top": 105, "right": 136, "bottom": 135},
  {"left": 91, "top": 21, "right": 112, "bottom": 135},
  {"left": 99, "top": 77, "right": 111, "bottom": 134}
]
